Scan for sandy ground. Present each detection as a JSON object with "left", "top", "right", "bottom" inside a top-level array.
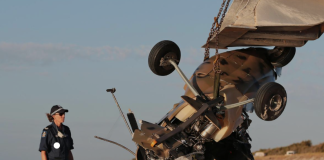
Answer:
[{"left": 254, "top": 153, "right": 324, "bottom": 160}]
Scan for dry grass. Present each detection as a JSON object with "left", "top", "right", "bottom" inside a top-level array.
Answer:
[
  {"left": 254, "top": 152, "right": 324, "bottom": 160},
  {"left": 254, "top": 140, "right": 324, "bottom": 156}
]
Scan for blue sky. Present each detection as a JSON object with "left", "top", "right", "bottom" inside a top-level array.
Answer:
[{"left": 1, "top": 1, "right": 324, "bottom": 160}]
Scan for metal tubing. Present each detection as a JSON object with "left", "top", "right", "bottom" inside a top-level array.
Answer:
[
  {"left": 218, "top": 99, "right": 255, "bottom": 111},
  {"left": 153, "top": 97, "right": 223, "bottom": 147},
  {"left": 110, "top": 92, "right": 133, "bottom": 136},
  {"left": 169, "top": 60, "right": 200, "bottom": 97},
  {"left": 95, "top": 136, "right": 135, "bottom": 156}
]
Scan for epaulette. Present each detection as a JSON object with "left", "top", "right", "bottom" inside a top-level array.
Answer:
[{"left": 44, "top": 125, "right": 53, "bottom": 130}]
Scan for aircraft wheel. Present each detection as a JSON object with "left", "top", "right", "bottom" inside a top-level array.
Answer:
[
  {"left": 254, "top": 82, "right": 287, "bottom": 121},
  {"left": 148, "top": 40, "right": 181, "bottom": 76},
  {"left": 270, "top": 47, "right": 295, "bottom": 67},
  {"left": 135, "top": 146, "right": 147, "bottom": 160}
]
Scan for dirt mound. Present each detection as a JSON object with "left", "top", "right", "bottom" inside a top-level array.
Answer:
[
  {"left": 255, "top": 153, "right": 324, "bottom": 160},
  {"left": 255, "top": 140, "right": 324, "bottom": 156}
]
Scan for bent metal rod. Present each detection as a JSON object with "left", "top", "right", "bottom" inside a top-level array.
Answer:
[{"left": 169, "top": 59, "right": 200, "bottom": 97}]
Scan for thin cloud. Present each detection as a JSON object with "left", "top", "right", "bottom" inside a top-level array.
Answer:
[
  {"left": 0, "top": 65, "right": 30, "bottom": 71},
  {"left": 0, "top": 42, "right": 150, "bottom": 71},
  {"left": 0, "top": 42, "right": 212, "bottom": 71},
  {"left": 133, "top": 45, "right": 151, "bottom": 57}
]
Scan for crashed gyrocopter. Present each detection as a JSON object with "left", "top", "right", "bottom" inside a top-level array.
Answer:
[{"left": 95, "top": 0, "right": 324, "bottom": 160}]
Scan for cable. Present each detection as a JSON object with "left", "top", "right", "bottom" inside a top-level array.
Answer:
[
  {"left": 107, "top": 115, "right": 121, "bottom": 139},
  {"left": 94, "top": 136, "right": 135, "bottom": 156}
]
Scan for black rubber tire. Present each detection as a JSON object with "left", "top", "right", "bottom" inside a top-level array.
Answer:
[
  {"left": 270, "top": 47, "right": 295, "bottom": 67},
  {"left": 136, "top": 146, "right": 147, "bottom": 160},
  {"left": 148, "top": 40, "right": 181, "bottom": 76},
  {"left": 254, "top": 82, "right": 287, "bottom": 121}
]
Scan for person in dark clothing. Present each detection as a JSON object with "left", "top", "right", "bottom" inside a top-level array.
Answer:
[{"left": 39, "top": 105, "right": 74, "bottom": 160}]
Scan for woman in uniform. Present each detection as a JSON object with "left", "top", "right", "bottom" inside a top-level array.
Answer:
[{"left": 39, "top": 105, "right": 74, "bottom": 160}]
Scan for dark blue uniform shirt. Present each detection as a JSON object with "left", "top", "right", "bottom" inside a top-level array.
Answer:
[{"left": 39, "top": 122, "right": 74, "bottom": 160}]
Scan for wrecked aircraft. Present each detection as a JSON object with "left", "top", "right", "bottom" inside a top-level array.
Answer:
[{"left": 96, "top": 0, "right": 324, "bottom": 160}]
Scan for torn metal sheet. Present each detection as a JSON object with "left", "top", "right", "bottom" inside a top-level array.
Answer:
[{"left": 203, "top": 0, "right": 324, "bottom": 49}]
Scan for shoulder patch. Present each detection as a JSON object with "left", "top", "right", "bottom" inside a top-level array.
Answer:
[
  {"left": 42, "top": 131, "right": 47, "bottom": 138},
  {"left": 44, "top": 127, "right": 48, "bottom": 130}
]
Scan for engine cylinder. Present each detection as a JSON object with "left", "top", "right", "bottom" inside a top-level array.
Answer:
[{"left": 200, "top": 123, "right": 218, "bottom": 138}]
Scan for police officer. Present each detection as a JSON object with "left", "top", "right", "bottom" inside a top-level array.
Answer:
[{"left": 39, "top": 105, "right": 74, "bottom": 160}]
